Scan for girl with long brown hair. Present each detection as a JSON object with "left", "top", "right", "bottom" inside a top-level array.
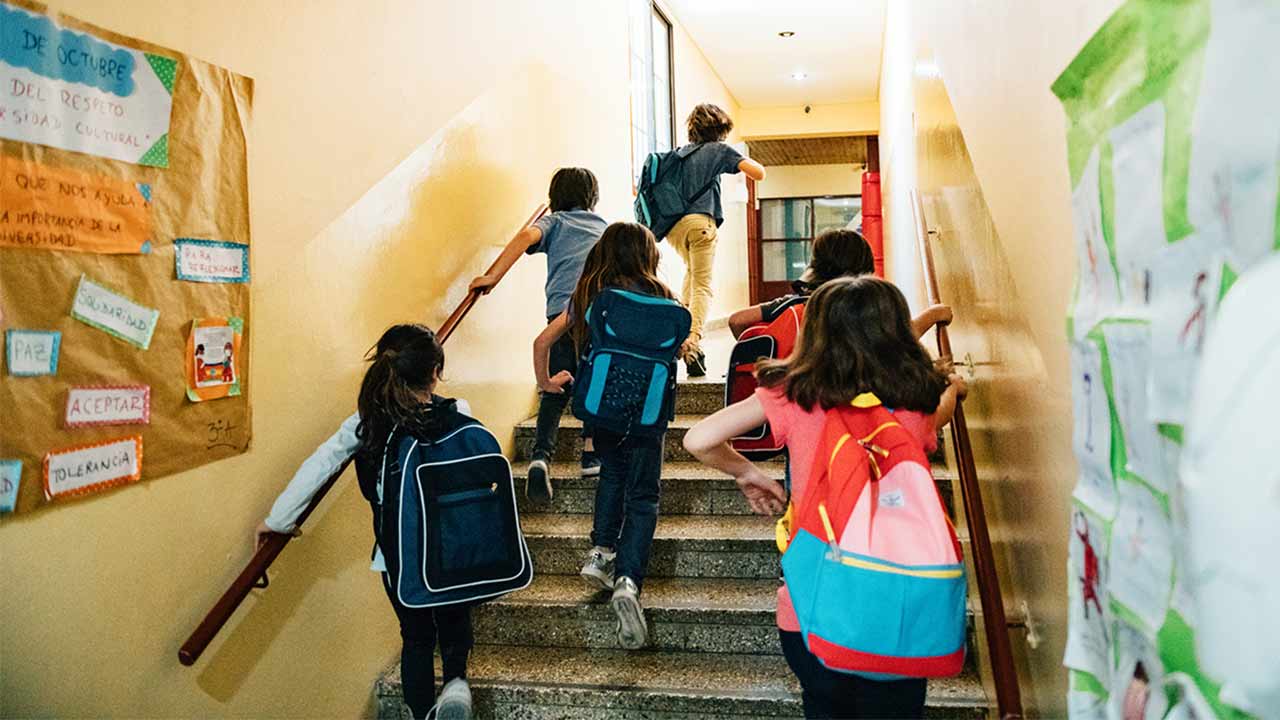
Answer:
[
  {"left": 683, "top": 276, "right": 967, "bottom": 719},
  {"left": 533, "top": 222, "right": 679, "bottom": 651}
]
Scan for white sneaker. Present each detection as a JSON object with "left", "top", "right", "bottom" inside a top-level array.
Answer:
[
  {"left": 526, "top": 458, "right": 552, "bottom": 502},
  {"left": 435, "top": 677, "right": 472, "bottom": 720},
  {"left": 580, "top": 546, "right": 616, "bottom": 591},
  {"left": 611, "top": 576, "right": 648, "bottom": 650}
]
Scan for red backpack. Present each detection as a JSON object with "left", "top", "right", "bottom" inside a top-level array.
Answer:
[{"left": 724, "top": 297, "right": 806, "bottom": 459}]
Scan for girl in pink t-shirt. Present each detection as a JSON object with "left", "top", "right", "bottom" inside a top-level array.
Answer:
[{"left": 684, "top": 276, "right": 966, "bottom": 719}]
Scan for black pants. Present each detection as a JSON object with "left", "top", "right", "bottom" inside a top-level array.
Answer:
[
  {"left": 779, "top": 630, "right": 927, "bottom": 719},
  {"left": 590, "top": 428, "right": 663, "bottom": 589},
  {"left": 533, "top": 318, "right": 588, "bottom": 459},
  {"left": 382, "top": 576, "right": 474, "bottom": 720}
]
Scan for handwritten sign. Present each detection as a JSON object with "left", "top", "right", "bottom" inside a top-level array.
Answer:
[
  {"left": 64, "top": 385, "right": 150, "bottom": 428},
  {"left": 174, "top": 238, "right": 249, "bottom": 283},
  {"left": 70, "top": 274, "right": 159, "bottom": 349},
  {"left": 0, "top": 156, "right": 153, "bottom": 253},
  {"left": 186, "top": 317, "right": 243, "bottom": 402},
  {"left": 43, "top": 435, "right": 142, "bottom": 501},
  {"left": 0, "top": 459, "right": 20, "bottom": 512},
  {"left": 0, "top": 3, "right": 177, "bottom": 166},
  {"left": 5, "top": 329, "right": 60, "bottom": 376}
]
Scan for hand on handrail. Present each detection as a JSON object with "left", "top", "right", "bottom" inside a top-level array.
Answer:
[
  {"left": 255, "top": 521, "right": 300, "bottom": 551},
  {"left": 468, "top": 273, "right": 500, "bottom": 296}
]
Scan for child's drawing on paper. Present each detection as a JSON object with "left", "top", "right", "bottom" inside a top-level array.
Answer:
[
  {"left": 193, "top": 326, "right": 236, "bottom": 389},
  {"left": 1065, "top": 502, "right": 1111, "bottom": 679},
  {"left": 185, "top": 317, "right": 243, "bottom": 403},
  {"left": 1076, "top": 511, "right": 1104, "bottom": 619}
]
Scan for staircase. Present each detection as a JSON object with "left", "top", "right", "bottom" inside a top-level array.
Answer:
[{"left": 375, "top": 377, "right": 991, "bottom": 719}]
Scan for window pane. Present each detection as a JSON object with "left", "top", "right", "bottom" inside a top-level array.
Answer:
[
  {"left": 762, "top": 241, "right": 812, "bottom": 282},
  {"left": 761, "top": 199, "right": 812, "bottom": 239},
  {"left": 651, "top": 10, "right": 673, "bottom": 152},
  {"left": 813, "top": 196, "right": 863, "bottom": 235}
]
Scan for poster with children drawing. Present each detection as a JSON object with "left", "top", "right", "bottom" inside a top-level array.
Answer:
[
  {"left": 186, "top": 317, "right": 243, "bottom": 402},
  {"left": 1064, "top": 501, "right": 1111, "bottom": 681}
]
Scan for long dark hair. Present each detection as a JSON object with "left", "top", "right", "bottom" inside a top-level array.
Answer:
[
  {"left": 758, "top": 276, "right": 948, "bottom": 412},
  {"left": 795, "top": 229, "right": 875, "bottom": 293},
  {"left": 355, "top": 325, "right": 447, "bottom": 453},
  {"left": 568, "top": 222, "right": 675, "bottom": 350}
]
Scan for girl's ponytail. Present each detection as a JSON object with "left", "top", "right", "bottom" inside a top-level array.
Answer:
[{"left": 356, "top": 327, "right": 445, "bottom": 453}]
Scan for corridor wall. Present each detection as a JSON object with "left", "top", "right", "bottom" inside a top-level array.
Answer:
[
  {"left": 879, "top": 1, "right": 1124, "bottom": 716},
  {"left": 0, "top": 1, "right": 744, "bottom": 716}
]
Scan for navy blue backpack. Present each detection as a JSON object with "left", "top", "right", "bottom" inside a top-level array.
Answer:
[
  {"left": 375, "top": 405, "right": 532, "bottom": 608},
  {"left": 634, "top": 144, "right": 714, "bottom": 240},
  {"left": 572, "top": 288, "right": 692, "bottom": 437}
]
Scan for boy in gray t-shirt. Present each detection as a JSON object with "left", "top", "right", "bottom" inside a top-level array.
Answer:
[
  {"left": 665, "top": 103, "right": 766, "bottom": 377},
  {"left": 470, "top": 168, "right": 606, "bottom": 500}
]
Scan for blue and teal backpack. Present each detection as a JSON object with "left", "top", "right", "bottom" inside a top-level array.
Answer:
[
  {"left": 572, "top": 288, "right": 691, "bottom": 437},
  {"left": 634, "top": 145, "right": 715, "bottom": 240}
]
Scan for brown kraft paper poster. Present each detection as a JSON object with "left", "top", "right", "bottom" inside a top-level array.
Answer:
[{"left": 0, "top": 0, "right": 255, "bottom": 514}]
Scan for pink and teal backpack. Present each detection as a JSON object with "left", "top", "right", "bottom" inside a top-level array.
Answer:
[{"left": 779, "top": 393, "right": 967, "bottom": 679}]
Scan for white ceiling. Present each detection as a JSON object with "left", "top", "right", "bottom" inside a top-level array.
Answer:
[{"left": 662, "top": 0, "right": 886, "bottom": 107}]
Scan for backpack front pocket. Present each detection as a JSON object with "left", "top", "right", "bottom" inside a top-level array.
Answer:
[
  {"left": 582, "top": 350, "right": 669, "bottom": 429},
  {"left": 418, "top": 455, "right": 525, "bottom": 590}
]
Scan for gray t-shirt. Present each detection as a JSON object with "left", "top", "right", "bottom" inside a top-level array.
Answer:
[
  {"left": 527, "top": 210, "right": 608, "bottom": 318},
  {"left": 678, "top": 141, "right": 745, "bottom": 227}
]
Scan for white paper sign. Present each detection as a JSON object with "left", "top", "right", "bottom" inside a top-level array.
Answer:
[
  {"left": 70, "top": 274, "right": 159, "bottom": 349},
  {"left": 64, "top": 385, "right": 150, "bottom": 428},
  {"left": 0, "top": 4, "right": 177, "bottom": 166},
  {"left": 1187, "top": 0, "right": 1280, "bottom": 268},
  {"left": 1070, "top": 338, "right": 1115, "bottom": 514},
  {"left": 1108, "top": 480, "right": 1174, "bottom": 634},
  {"left": 174, "top": 239, "right": 249, "bottom": 283},
  {"left": 1099, "top": 321, "right": 1166, "bottom": 490},
  {"left": 1109, "top": 101, "right": 1169, "bottom": 306},
  {"left": 1064, "top": 503, "right": 1111, "bottom": 679},
  {"left": 44, "top": 436, "right": 141, "bottom": 500},
  {"left": 1071, "top": 149, "right": 1122, "bottom": 339},
  {"left": 5, "top": 329, "right": 60, "bottom": 376},
  {"left": 1147, "top": 235, "right": 1223, "bottom": 425}
]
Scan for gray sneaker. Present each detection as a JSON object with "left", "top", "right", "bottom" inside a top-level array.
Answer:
[
  {"left": 435, "top": 677, "right": 472, "bottom": 720},
  {"left": 580, "top": 546, "right": 616, "bottom": 591},
  {"left": 611, "top": 576, "right": 648, "bottom": 650}
]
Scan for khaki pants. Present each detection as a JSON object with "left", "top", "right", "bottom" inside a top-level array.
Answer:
[{"left": 666, "top": 213, "right": 717, "bottom": 356}]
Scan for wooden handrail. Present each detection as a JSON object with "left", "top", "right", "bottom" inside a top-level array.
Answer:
[
  {"left": 911, "top": 190, "right": 1023, "bottom": 719},
  {"left": 178, "top": 203, "right": 549, "bottom": 666}
]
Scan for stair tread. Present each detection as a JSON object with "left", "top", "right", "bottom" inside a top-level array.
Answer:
[
  {"left": 376, "top": 645, "right": 988, "bottom": 708},
  {"left": 522, "top": 513, "right": 775, "bottom": 542},
  {"left": 516, "top": 414, "right": 709, "bottom": 431},
  {"left": 512, "top": 459, "right": 956, "bottom": 482},
  {"left": 492, "top": 574, "right": 778, "bottom": 614}
]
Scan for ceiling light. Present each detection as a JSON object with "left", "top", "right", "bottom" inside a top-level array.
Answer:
[
  {"left": 791, "top": 71, "right": 807, "bottom": 81},
  {"left": 778, "top": 31, "right": 795, "bottom": 38}
]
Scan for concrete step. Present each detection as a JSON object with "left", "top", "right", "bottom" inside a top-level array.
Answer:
[
  {"left": 521, "top": 513, "right": 780, "bottom": 580},
  {"left": 514, "top": 409, "right": 949, "bottom": 466},
  {"left": 514, "top": 461, "right": 958, "bottom": 517},
  {"left": 514, "top": 413, "right": 709, "bottom": 464},
  {"left": 374, "top": 645, "right": 990, "bottom": 719},
  {"left": 474, "top": 575, "right": 780, "bottom": 655},
  {"left": 475, "top": 575, "right": 980, "bottom": 665}
]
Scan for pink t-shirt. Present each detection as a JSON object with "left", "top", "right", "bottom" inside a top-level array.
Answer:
[{"left": 755, "top": 386, "right": 938, "bottom": 632}]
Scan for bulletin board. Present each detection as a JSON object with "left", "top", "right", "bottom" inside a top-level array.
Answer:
[
  {"left": 0, "top": 0, "right": 254, "bottom": 514},
  {"left": 1054, "top": 0, "right": 1278, "bottom": 717}
]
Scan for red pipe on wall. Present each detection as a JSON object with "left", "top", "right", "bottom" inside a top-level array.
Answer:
[{"left": 862, "top": 171, "right": 884, "bottom": 277}]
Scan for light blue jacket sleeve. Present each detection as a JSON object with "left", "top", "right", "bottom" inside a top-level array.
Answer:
[{"left": 264, "top": 412, "right": 362, "bottom": 533}]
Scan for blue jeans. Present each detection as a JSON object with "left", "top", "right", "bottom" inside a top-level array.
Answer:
[
  {"left": 533, "top": 317, "right": 587, "bottom": 459},
  {"left": 589, "top": 428, "right": 664, "bottom": 589}
]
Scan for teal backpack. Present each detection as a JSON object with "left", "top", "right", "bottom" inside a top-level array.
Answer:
[{"left": 634, "top": 145, "right": 715, "bottom": 240}]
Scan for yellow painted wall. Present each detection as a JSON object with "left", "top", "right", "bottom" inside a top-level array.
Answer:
[
  {"left": 879, "top": 1, "right": 1123, "bottom": 716},
  {"left": 757, "top": 163, "right": 863, "bottom": 199},
  {"left": 738, "top": 100, "right": 879, "bottom": 139},
  {"left": 0, "top": 1, "right": 743, "bottom": 717}
]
